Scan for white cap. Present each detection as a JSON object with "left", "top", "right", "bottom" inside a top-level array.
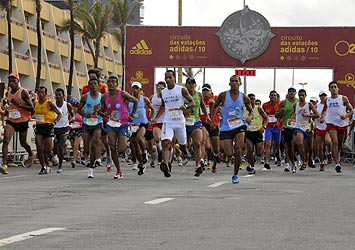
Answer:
[
  {"left": 131, "top": 81, "right": 142, "bottom": 89},
  {"left": 319, "top": 90, "right": 327, "bottom": 96},
  {"left": 310, "top": 96, "right": 318, "bottom": 102}
]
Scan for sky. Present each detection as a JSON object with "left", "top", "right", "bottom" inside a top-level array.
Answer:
[{"left": 142, "top": 0, "right": 355, "bottom": 102}]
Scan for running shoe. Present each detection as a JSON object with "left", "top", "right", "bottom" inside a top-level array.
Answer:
[
  {"left": 335, "top": 164, "right": 342, "bottom": 173},
  {"left": 207, "top": 161, "right": 211, "bottom": 170},
  {"left": 232, "top": 175, "right": 240, "bottom": 184},
  {"left": 314, "top": 157, "right": 320, "bottom": 163},
  {"left": 132, "top": 164, "right": 138, "bottom": 170},
  {"left": 81, "top": 159, "right": 90, "bottom": 167},
  {"left": 319, "top": 164, "right": 325, "bottom": 171},
  {"left": 247, "top": 167, "right": 256, "bottom": 174},
  {"left": 88, "top": 168, "right": 94, "bottom": 178},
  {"left": 291, "top": 165, "right": 297, "bottom": 173},
  {"left": 25, "top": 154, "right": 35, "bottom": 168},
  {"left": 56, "top": 167, "right": 63, "bottom": 174},
  {"left": 137, "top": 163, "right": 146, "bottom": 175},
  {"left": 211, "top": 165, "right": 217, "bottom": 173},
  {"left": 276, "top": 161, "right": 281, "bottom": 167},
  {"left": 113, "top": 172, "right": 123, "bottom": 179},
  {"left": 150, "top": 161, "right": 155, "bottom": 168},
  {"left": 284, "top": 163, "right": 290, "bottom": 172},
  {"left": 264, "top": 163, "right": 271, "bottom": 170},
  {"left": 157, "top": 150, "right": 162, "bottom": 163},
  {"left": 71, "top": 161, "right": 76, "bottom": 168},
  {"left": 160, "top": 162, "right": 171, "bottom": 178},
  {"left": 1, "top": 164, "right": 8, "bottom": 174},
  {"left": 308, "top": 159, "right": 316, "bottom": 168},
  {"left": 95, "top": 158, "right": 102, "bottom": 167},
  {"left": 300, "top": 164, "right": 306, "bottom": 171},
  {"left": 194, "top": 166, "right": 203, "bottom": 177},
  {"left": 106, "top": 166, "right": 112, "bottom": 172},
  {"left": 38, "top": 167, "right": 47, "bottom": 175},
  {"left": 213, "top": 153, "right": 221, "bottom": 164}
]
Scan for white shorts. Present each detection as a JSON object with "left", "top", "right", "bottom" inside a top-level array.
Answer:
[{"left": 161, "top": 122, "right": 187, "bottom": 145}]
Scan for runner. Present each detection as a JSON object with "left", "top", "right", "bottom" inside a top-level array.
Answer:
[
  {"left": 276, "top": 87, "right": 298, "bottom": 173},
  {"left": 152, "top": 70, "right": 195, "bottom": 178},
  {"left": 101, "top": 75, "right": 138, "bottom": 179},
  {"left": 315, "top": 91, "right": 332, "bottom": 171},
  {"left": 293, "top": 89, "right": 318, "bottom": 171},
  {"left": 184, "top": 77, "right": 210, "bottom": 177},
  {"left": 68, "top": 97, "right": 83, "bottom": 168},
  {"left": 128, "top": 81, "right": 155, "bottom": 175},
  {"left": 53, "top": 88, "right": 74, "bottom": 173},
  {"left": 34, "top": 86, "right": 62, "bottom": 175},
  {"left": 262, "top": 90, "right": 283, "bottom": 170},
  {"left": 244, "top": 93, "right": 268, "bottom": 174},
  {"left": 1, "top": 72, "right": 35, "bottom": 175},
  {"left": 211, "top": 75, "right": 253, "bottom": 184},
  {"left": 200, "top": 83, "right": 221, "bottom": 173},
  {"left": 77, "top": 78, "right": 103, "bottom": 178},
  {"left": 320, "top": 81, "right": 353, "bottom": 173},
  {"left": 150, "top": 81, "right": 166, "bottom": 165}
]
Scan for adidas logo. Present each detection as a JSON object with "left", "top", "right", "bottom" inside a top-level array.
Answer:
[{"left": 129, "top": 40, "right": 153, "bottom": 55}]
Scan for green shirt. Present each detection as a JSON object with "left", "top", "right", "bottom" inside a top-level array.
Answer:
[
  {"left": 283, "top": 98, "right": 298, "bottom": 129},
  {"left": 184, "top": 91, "right": 201, "bottom": 126}
]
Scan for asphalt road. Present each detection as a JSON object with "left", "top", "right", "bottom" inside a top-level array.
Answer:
[{"left": 1, "top": 159, "right": 355, "bottom": 250}]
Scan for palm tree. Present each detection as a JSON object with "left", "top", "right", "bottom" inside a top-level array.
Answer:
[
  {"left": 34, "top": 0, "right": 42, "bottom": 90},
  {"left": 183, "top": 67, "right": 203, "bottom": 79},
  {"left": 61, "top": 0, "right": 111, "bottom": 68},
  {"left": 110, "top": 0, "right": 142, "bottom": 90},
  {"left": 0, "top": 0, "right": 14, "bottom": 73}
]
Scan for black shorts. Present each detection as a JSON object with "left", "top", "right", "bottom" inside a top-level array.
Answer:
[
  {"left": 246, "top": 131, "right": 263, "bottom": 145},
  {"left": 144, "top": 129, "right": 154, "bottom": 140},
  {"left": 202, "top": 123, "right": 219, "bottom": 137},
  {"left": 68, "top": 128, "right": 83, "bottom": 140},
  {"left": 131, "top": 123, "right": 148, "bottom": 137},
  {"left": 283, "top": 128, "right": 295, "bottom": 143},
  {"left": 6, "top": 120, "right": 29, "bottom": 133},
  {"left": 83, "top": 123, "right": 102, "bottom": 135},
  {"left": 35, "top": 124, "right": 54, "bottom": 138},
  {"left": 54, "top": 126, "right": 70, "bottom": 136},
  {"left": 219, "top": 125, "right": 247, "bottom": 140}
]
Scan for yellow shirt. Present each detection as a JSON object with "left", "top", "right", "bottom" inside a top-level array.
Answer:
[{"left": 34, "top": 99, "right": 56, "bottom": 124}]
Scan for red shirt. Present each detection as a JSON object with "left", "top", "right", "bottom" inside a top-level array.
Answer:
[
  {"left": 262, "top": 100, "right": 283, "bottom": 129},
  {"left": 82, "top": 83, "right": 108, "bottom": 95},
  {"left": 200, "top": 95, "right": 220, "bottom": 126}
]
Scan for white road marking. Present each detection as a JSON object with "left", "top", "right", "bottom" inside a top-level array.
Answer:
[
  {"left": 208, "top": 181, "right": 228, "bottom": 188},
  {"left": 144, "top": 198, "right": 174, "bottom": 205},
  {"left": 2, "top": 175, "right": 27, "bottom": 179},
  {"left": 0, "top": 227, "right": 66, "bottom": 247}
]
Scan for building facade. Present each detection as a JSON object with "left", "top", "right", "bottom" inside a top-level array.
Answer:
[{"left": 0, "top": 0, "right": 123, "bottom": 99}]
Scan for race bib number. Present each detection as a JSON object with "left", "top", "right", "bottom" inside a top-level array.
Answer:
[
  {"left": 86, "top": 117, "right": 98, "bottom": 126},
  {"left": 268, "top": 115, "right": 277, "bottom": 123},
  {"left": 248, "top": 123, "right": 257, "bottom": 130},
  {"left": 36, "top": 115, "right": 45, "bottom": 123},
  {"left": 205, "top": 105, "right": 210, "bottom": 115},
  {"left": 107, "top": 119, "right": 121, "bottom": 127},
  {"left": 71, "top": 122, "right": 81, "bottom": 129},
  {"left": 287, "top": 118, "right": 296, "bottom": 128},
  {"left": 185, "top": 117, "right": 195, "bottom": 126},
  {"left": 168, "top": 109, "right": 182, "bottom": 121},
  {"left": 300, "top": 121, "right": 310, "bottom": 131},
  {"left": 9, "top": 109, "right": 21, "bottom": 119},
  {"left": 227, "top": 117, "right": 243, "bottom": 128},
  {"left": 130, "top": 125, "right": 139, "bottom": 133}
]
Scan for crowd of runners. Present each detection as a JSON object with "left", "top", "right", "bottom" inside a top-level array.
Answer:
[{"left": 1, "top": 69, "right": 354, "bottom": 184}]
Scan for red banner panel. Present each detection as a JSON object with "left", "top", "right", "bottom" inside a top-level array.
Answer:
[{"left": 125, "top": 26, "right": 355, "bottom": 100}]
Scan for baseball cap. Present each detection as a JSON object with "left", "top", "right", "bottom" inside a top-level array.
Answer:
[
  {"left": 8, "top": 72, "right": 19, "bottom": 80},
  {"left": 131, "top": 81, "right": 142, "bottom": 89},
  {"left": 68, "top": 97, "right": 79, "bottom": 104},
  {"left": 202, "top": 83, "right": 212, "bottom": 91},
  {"left": 288, "top": 86, "right": 296, "bottom": 92},
  {"left": 310, "top": 96, "right": 318, "bottom": 102},
  {"left": 186, "top": 77, "right": 196, "bottom": 84},
  {"left": 319, "top": 90, "right": 327, "bottom": 96}
]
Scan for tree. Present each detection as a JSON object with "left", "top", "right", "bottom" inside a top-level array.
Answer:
[
  {"left": 110, "top": 0, "right": 142, "bottom": 90},
  {"left": 61, "top": 0, "right": 111, "bottom": 69},
  {"left": 34, "top": 0, "right": 42, "bottom": 90},
  {"left": 0, "top": 0, "right": 14, "bottom": 73}
]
